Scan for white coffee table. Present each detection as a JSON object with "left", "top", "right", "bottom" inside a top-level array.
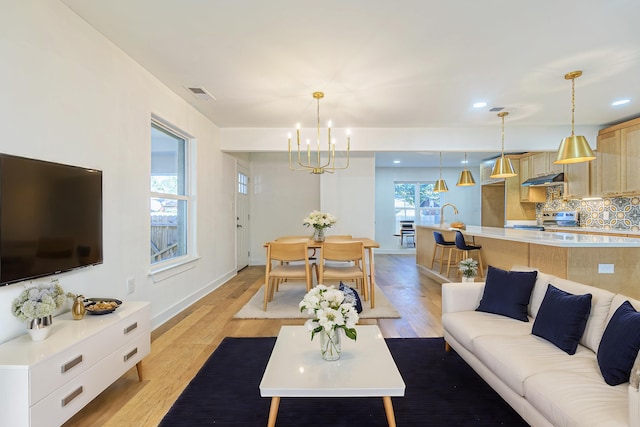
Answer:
[{"left": 259, "top": 325, "right": 405, "bottom": 427}]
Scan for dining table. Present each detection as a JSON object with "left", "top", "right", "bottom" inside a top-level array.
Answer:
[{"left": 268, "top": 236, "right": 380, "bottom": 308}]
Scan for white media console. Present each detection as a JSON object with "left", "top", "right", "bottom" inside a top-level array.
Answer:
[{"left": 0, "top": 301, "right": 150, "bottom": 426}]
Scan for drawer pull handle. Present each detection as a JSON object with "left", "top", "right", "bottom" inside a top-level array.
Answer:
[
  {"left": 61, "top": 355, "right": 83, "bottom": 373},
  {"left": 124, "top": 347, "right": 138, "bottom": 362},
  {"left": 61, "top": 386, "right": 83, "bottom": 407},
  {"left": 124, "top": 322, "right": 138, "bottom": 334}
]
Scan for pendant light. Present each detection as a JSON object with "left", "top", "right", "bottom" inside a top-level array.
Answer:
[
  {"left": 456, "top": 152, "right": 476, "bottom": 186},
  {"left": 554, "top": 71, "right": 595, "bottom": 164},
  {"left": 490, "top": 111, "right": 517, "bottom": 178},
  {"left": 434, "top": 152, "right": 449, "bottom": 192}
]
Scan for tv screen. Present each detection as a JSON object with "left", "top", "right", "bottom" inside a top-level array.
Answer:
[{"left": 0, "top": 154, "right": 103, "bottom": 286}]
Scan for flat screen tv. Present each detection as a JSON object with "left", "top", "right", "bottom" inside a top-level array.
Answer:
[{"left": 0, "top": 154, "right": 103, "bottom": 286}]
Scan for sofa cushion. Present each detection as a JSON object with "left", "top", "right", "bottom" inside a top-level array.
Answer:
[
  {"left": 532, "top": 284, "right": 592, "bottom": 355},
  {"left": 597, "top": 300, "right": 640, "bottom": 386},
  {"left": 442, "top": 311, "right": 532, "bottom": 353},
  {"left": 473, "top": 333, "right": 597, "bottom": 397},
  {"left": 529, "top": 273, "right": 614, "bottom": 353},
  {"left": 476, "top": 266, "right": 537, "bottom": 322},
  {"left": 525, "top": 369, "right": 629, "bottom": 427}
]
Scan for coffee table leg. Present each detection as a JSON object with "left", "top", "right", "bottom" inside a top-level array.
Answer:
[
  {"left": 382, "top": 396, "right": 396, "bottom": 427},
  {"left": 267, "top": 396, "right": 280, "bottom": 427}
]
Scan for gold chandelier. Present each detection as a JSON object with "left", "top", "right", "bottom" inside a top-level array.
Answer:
[
  {"left": 490, "top": 111, "right": 517, "bottom": 178},
  {"left": 554, "top": 70, "right": 595, "bottom": 164},
  {"left": 288, "top": 91, "right": 350, "bottom": 174},
  {"left": 456, "top": 152, "right": 476, "bottom": 186}
]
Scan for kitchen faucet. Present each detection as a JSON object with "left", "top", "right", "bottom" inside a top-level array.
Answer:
[{"left": 440, "top": 203, "right": 459, "bottom": 227}]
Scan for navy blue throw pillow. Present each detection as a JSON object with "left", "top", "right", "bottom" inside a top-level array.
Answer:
[
  {"left": 476, "top": 266, "right": 537, "bottom": 322},
  {"left": 339, "top": 282, "right": 363, "bottom": 313},
  {"left": 597, "top": 301, "right": 640, "bottom": 386},
  {"left": 532, "top": 284, "right": 592, "bottom": 355}
]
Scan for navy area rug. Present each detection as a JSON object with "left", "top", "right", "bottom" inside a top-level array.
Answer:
[{"left": 160, "top": 337, "right": 527, "bottom": 426}]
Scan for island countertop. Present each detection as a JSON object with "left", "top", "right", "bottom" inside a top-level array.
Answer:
[
  {"left": 415, "top": 224, "right": 640, "bottom": 299},
  {"left": 415, "top": 224, "right": 640, "bottom": 248}
]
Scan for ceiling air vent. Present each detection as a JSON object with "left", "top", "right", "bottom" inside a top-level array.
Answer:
[
  {"left": 489, "top": 107, "right": 504, "bottom": 112},
  {"left": 185, "top": 86, "right": 216, "bottom": 101}
]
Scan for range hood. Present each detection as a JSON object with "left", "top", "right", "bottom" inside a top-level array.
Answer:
[{"left": 521, "top": 172, "right": 565, "bottom": 187}]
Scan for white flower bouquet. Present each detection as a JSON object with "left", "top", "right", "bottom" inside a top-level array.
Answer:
[
  {"left": 11, "top": 281, "right": 70, "bottom": 321},
  {"left": 458, "top": 258, "right": 479, "bottom": 278},
  {"left": 302, "top": 210, "right": 337, "bottom": 230},
  {"left": 299, "top": 284, "right": 359, "bottom": 341}
]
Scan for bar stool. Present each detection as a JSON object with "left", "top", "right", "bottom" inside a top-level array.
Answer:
[
  {"left": 454, "top": 231, "right": 484, "bottom": 278},
  {"left": 431, "top": 232, "right": 457, "bottom": 274}
]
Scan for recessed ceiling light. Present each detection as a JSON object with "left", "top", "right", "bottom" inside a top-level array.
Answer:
[
  {"left": 611, "top": 99, "right": 630, "bottom": 106},
  {"left": 461, "top": 160, "right": 469, "bottom": 164},
  {"left": 393, "top": 160, "right": 401, "bottom": 164},
  {"left": 473, "top": 102, "right": 487, "bottom": 108}
]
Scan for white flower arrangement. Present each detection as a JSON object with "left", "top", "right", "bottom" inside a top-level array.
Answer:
[
  {"left": 299, "top": 284, "right": 359, "bottom": 341},
  {"left": 458, "top": 258, "right": 479, "bottom": 278},
  {"left": 302, "top": 210, "right": 337, "bottom": 230},
  {"left": 11, "top": 280, "right": 70, "bottom": 322}
]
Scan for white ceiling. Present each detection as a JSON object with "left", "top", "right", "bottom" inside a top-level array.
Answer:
[{"left": 60, "top": 0, "right": 640, "bottom": 167}]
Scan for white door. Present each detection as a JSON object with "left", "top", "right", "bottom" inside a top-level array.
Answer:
[{"left": 236, "top": 165, "right": 250, "bottom": 271}]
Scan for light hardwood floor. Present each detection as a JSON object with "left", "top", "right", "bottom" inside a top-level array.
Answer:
[{"left": 63, "top": 254, "right": 443, "bottom": 427}]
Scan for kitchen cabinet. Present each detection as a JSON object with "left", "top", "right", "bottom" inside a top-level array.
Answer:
[
  {"left": 480, "top": 159, "right": 504, "bottom": 185},
  {"left": 621, "top": 122, "right": 640, "bottom": 193},
  {"left": 519, "top": 156, "right": 530, "bottom": 201},
  {"left": 596, "top": 117, "right": 640, "bottom": 196},
  {"left": 564, "top": 161, "right": 590, "bottom": 199},
  {"left": 547, "top": 152, "right": 564, "bottom": 174},
  {"left": 530, "top": 153, "right": 547, "bottom": 177},
  {"left": 519, "top": 156, "right": 546, "bottom": 202},
  {"left": 597, "top": 130, "right": 621, "bottom": 195},
  {"left": 505, "top": 160, "right": 536, "bottom": 221},
  {"left": 530, "top": 152, "right": 564, "bottom": 177}
]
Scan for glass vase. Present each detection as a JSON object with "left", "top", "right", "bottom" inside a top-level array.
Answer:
[
  {"left": 314, "top": 227, "right": 326, "bottom": 243},
  {"left": 320, "top": 328, "right": 341, "bottom": 361}
]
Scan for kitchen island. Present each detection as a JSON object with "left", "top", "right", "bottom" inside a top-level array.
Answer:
[{"left": 416, "top": 224, "right": 640, "bottom": 299}]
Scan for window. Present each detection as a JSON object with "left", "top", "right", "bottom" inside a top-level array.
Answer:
[
  {"left": 394, "top": 182, "right": 441, "bottom": 226},
  {"left": 150, "top": 121, "right": 192, "bottom": 265},
  {"left": 238, "top": 172, "right": 248, "bottom": 195}
]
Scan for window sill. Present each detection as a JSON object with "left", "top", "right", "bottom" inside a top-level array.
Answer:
[{"left": 149, "top": 256, "right": 200, "bottom": 283}]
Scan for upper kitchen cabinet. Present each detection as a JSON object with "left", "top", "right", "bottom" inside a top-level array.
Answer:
[
  {"left": 564, "top": 161, "right": 591, "bottom": 199},
  {"left": 480, "top": 159, "right": 504, "bottom": 185},
  {"left": 621, "top": 122, "right": 640, "bottom": 194},
  {"left": 519, "top": 156, "right": 546, "bottom": 202},
  {"left": 530, "top": 152, "right": 564, "bottom": 177},
  {"left": 596, "top": 117, "right": 640, "bottom": 196}
]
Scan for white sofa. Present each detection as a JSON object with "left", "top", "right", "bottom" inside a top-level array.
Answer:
[{"left": 442, "top": 270, "right": 640, "bottom": 427}]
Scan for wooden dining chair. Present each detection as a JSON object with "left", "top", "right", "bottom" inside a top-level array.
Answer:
[
  {"left": 318, "top": 240, "right": 369, "bottom": 302},
  {"left": 324, "top": 234, "right": 353, "bottom": 241},
  {"left": 263, "top": 240, "right": 313, "bottom": 311}
]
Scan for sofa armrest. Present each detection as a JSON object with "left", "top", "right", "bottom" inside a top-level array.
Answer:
[
  {"left": 442, "top": 282, "right": 485, "bottom": 314},
  {"left": 629, "top": 352, "right": 640, "bottom": 427},
  {"left": 631, "top": 385, "right": 640, "bottom": 427}
]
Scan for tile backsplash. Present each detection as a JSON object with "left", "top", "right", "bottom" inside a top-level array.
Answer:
[{"left": 536, "top": 187, "right": 640, "bottom": 232}]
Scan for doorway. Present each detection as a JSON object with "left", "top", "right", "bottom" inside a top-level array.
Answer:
[{"left": 236, "top": 164, "right": 250, "bottom": 271}]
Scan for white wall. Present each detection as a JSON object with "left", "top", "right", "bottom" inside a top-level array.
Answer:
[
  {"left": 0, "top": 1, "right": 237, "bottom": 343},
  {"left": 248, "top": 152, "right": 320, "bottom": 264},
  {"left": 248, "top": 152, "right": 376, "bottom": 265},
  {"left": 375, "top": 167, "right": 481, "bottom": 252}
]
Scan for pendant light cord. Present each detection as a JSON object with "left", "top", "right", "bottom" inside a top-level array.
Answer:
[{"left": 570, "top": 77, "right": 576, "bottom": 137}]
